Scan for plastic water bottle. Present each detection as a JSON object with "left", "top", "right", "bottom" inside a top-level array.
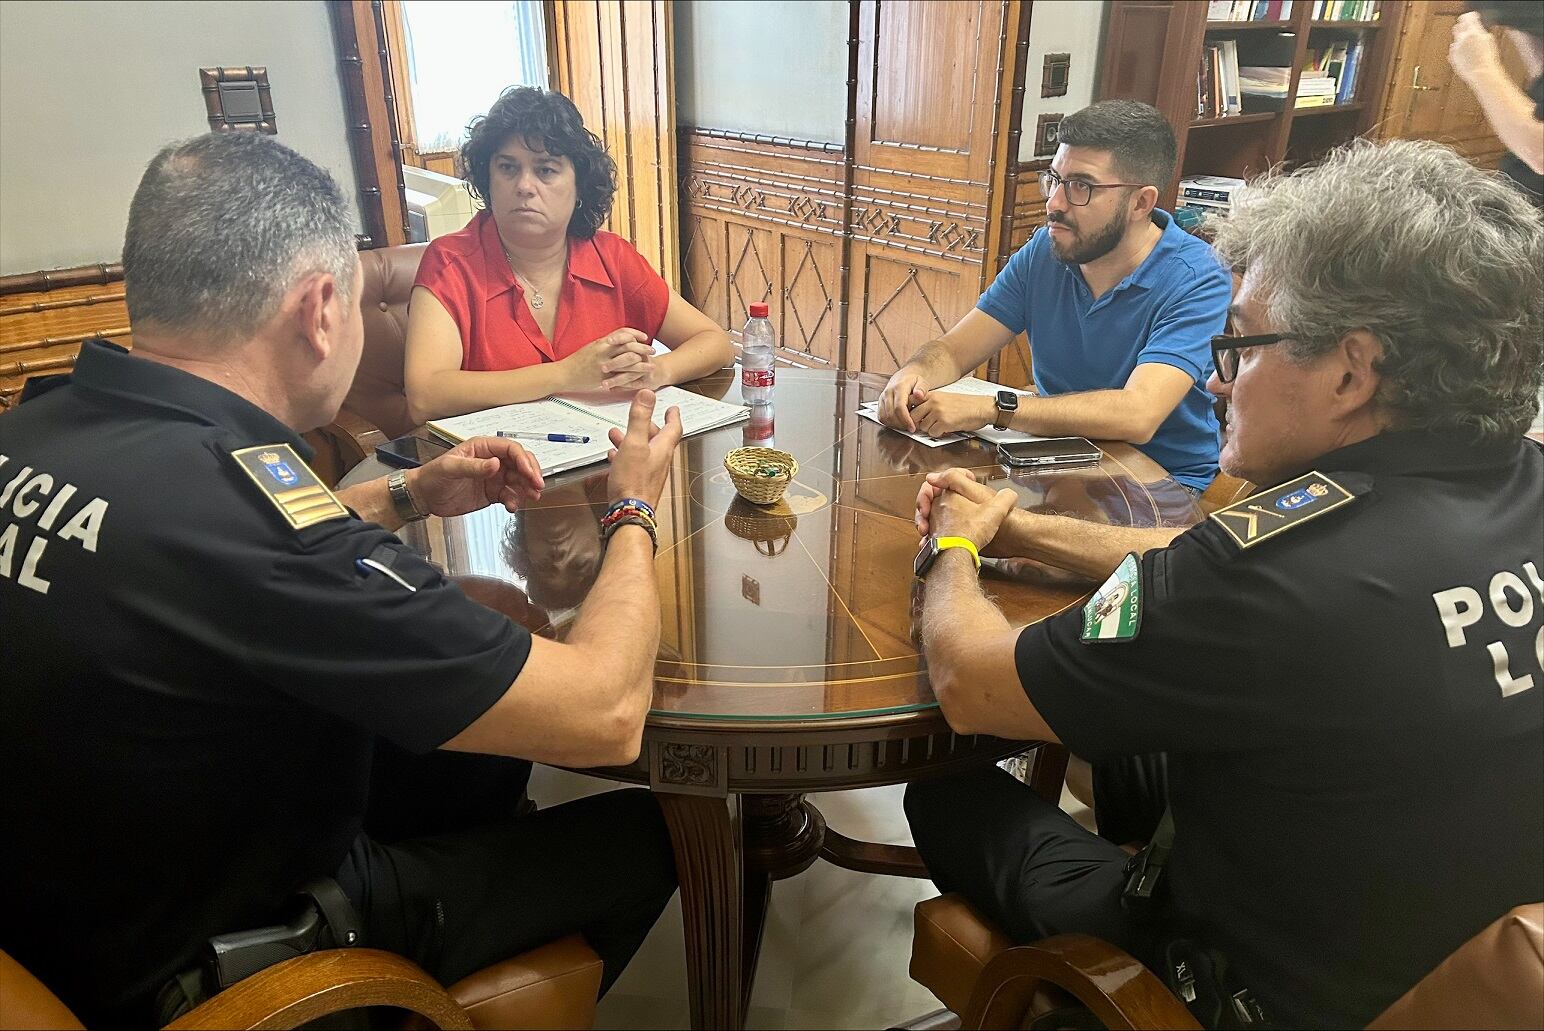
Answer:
[
  {"left": 743, "top": 403, "right": 775, "bottom": 449},
  {"left": 740, "top": 302, "right": 775, "bottom": 405}
]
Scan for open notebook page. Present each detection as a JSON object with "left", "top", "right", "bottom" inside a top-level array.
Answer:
[
  {"left": 551, "top": 385, "right": 748, "bottom": 435},
  {"left": 425, "top": 400, "right": 612, "bottom": 476}
]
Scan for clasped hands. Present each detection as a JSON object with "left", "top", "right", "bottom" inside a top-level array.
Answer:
[
  {"left": 565, "top": 328, "right": 664, "bottom": 393},
  {"left": 915, "top": 468, "right": 1018, "bottom": 558}
]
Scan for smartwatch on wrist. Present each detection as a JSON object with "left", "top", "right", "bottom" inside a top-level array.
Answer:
[
  {"left": 913, "top": 535, "right": 982, "bottom": 579},
  {"left": 386, "top": 470, "right": 427, "bottom": 523},
  {"left": 993, "top": 390, "right": 1019, "bottom": 431}
]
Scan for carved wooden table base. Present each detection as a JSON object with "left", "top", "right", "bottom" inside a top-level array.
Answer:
[{"left": 610, "top": 725, "right": 1037, "bottom": 1030}]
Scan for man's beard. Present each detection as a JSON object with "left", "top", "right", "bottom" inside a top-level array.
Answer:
[{"left": 1049, "top": 210, "right": 1126, "bottom": 265}]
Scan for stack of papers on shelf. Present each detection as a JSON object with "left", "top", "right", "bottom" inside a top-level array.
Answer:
[
  {"left": 1239, "top": 65, "right": 1290, "bottom": 99},
  {"left": 1296, "top": 75, "right": 1337, "bottom": 107},
  {"left": 426, "top": 386, "right": 748, "bottom": 476},
  {"left": 855, "top": 376, "right": 1046, "bottom": 449}
]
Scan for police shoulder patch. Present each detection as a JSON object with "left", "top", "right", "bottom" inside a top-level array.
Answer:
[
  {"left": 1081, "top": 551, "right": 1143, "bottom": 644},
  {"left": 1207, "top": 470, "right": 1356, "bottom": 550},
  {"left": 229, "top": 444, "right": 350, "bottom": 531}
]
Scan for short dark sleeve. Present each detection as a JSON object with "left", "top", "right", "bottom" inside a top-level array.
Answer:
[
  {"left": 1008, "top": 516, "right": 1407, "bottom": 761},
  {"left": 1530, "top": 75, "right": 1544, "bottom": 119},
  {"left": 230, "top": 515, "right": 530, "bottom": 753}
]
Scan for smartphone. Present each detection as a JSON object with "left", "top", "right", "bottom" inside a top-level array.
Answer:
[
  {"left": 375, "top": 434, "right": 453, "bottom": 469},
  {"left": 997, "top": 437, "right": 1101, "bottom": 468}
]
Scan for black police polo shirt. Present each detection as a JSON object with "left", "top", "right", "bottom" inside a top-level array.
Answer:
[
  {"left": 1015, "top": 429, "right": 1544, "bottom": 1028},
  {"left": 0, "top": 340, "right": 532, "bottom": 1022}
]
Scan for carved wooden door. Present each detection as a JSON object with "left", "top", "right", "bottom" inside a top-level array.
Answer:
[
  {"left": 845, "top": 0, "right": 1014, "bottom": 373},
  {"left": 1379, "top": 0, "right": 1525, "bottom": 170}
]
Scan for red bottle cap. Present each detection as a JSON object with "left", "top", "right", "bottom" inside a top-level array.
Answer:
[{"left": 748, "top": 303, "right": 769, "bottom": 318}]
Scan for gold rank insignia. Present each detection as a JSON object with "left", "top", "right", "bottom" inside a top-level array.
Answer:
[
  {"left": 230, "top": 444, "right": 350, "bottom": 530},
  {"left": 1208, "top": 470, "right": 1356, "bottom": 549}
]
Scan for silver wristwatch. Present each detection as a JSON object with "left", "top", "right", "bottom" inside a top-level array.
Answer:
[{"left": 386, "top": 470, "right": 427, "bottom": 523}]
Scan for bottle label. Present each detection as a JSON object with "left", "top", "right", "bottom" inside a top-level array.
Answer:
[{"left": 741, "top": 368, "right": 775, "bottom": 389}]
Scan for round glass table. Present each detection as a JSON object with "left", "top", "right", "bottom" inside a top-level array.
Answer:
[{"left": 343, "top": 367, "right": 1202, "bottom": 1028}]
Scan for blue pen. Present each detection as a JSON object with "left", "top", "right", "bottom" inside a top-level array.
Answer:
[{"left": 497, "top": 430, "right": 592, "bottom": 444}]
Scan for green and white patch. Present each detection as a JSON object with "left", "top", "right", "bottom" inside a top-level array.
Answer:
[{"left": 1080, "top": 552, "right": 1142, "bottom": 644}]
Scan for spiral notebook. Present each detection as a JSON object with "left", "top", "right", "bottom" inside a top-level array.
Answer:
[{"left": 426, "top": 386, "right": 748, "bottom": 476}]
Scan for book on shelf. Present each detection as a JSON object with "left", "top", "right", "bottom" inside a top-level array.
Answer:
[
  {"left": 1295, "top": 92, "right": 1336, "bottom": 108},
  {"left": 1335, "top": 41, "right": 1363, "bottom": 103},
  {"left": 1297, "top": 39, "right": 1361, "bottom": 106},
  {"left": 1311, "top": 0, "right": 1377, "bottom": 19},
  {"left": 1196, "top": 40, "right": 1243, "bottom": 118},
  {"left": 425, "top": 386, "right": 749, "bottom": 477},
  {"left": 1208, "top": 0, "right": 1293, "bottom": 21}
]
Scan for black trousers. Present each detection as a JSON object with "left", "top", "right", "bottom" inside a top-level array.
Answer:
[
  {"left": 340, "top": 748, "right": 677, "bottom": 994},
  {"left": 904, "top": 756, "right": 1167, "bottom": 959}
]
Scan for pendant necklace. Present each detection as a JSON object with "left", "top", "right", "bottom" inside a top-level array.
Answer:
[{"left": 502, "top": 243, "right": 548, "bottom": 310}]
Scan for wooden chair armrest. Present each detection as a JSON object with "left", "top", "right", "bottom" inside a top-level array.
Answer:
[
  {"left": 302, "top": 409, "right": 388, "bottom": 488},
  {"left": 164, "top": 948, "right": 471, "bottom": 1030},
  {"left": 961, "top": 934, "right": 1201, "bottom": 1031},
  {"left": 327, "top": 407, "right": 389, "bottom": 451}
]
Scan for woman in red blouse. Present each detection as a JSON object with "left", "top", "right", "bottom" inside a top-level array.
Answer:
[{"left": 405, "top": 87, "right": 733, "bottom": 422}]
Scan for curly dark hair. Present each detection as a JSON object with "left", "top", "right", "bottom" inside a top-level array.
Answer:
[{"left": 459, "top": 86, "right": 616, "bottom": 239}]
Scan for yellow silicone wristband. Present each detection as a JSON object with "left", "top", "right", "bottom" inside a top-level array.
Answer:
[{"left": 934, "top": 535, "right": 981, "bottom": 568}]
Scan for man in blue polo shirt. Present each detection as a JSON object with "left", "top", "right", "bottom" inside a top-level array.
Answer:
[{"left": 878, "top": 100, "right": 1231, "bottom": 491}]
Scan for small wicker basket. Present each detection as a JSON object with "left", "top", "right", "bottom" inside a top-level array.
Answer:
[{"left": 724, "top": 446, "right": 798, "bottom": 505}]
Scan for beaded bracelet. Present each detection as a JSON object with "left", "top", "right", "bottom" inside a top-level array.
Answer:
[
  {"left": 602, "top": 514, "right": 658, "bottom": 552},
  {"left": 601, "top": 505, "right": 657, "bottom": 536},
  {"left": 605, "top": 497, "right": 656, "bottom": 524}
]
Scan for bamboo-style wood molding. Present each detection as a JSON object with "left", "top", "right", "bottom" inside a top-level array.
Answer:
[
  {"left": 0, "top": 291, "right": 126, "bottom": 319},
  {"left": 0, "top": 263, "right": 123, "bottom": 297},
  {"left": 0, "top": 330, "right": 129, "bottom": 358},
  {"left": 327, "top": 0, "right": 409, "bottom": 248},
  {"left": 682, "top": 126, "right": 845, "bottom": 154}
]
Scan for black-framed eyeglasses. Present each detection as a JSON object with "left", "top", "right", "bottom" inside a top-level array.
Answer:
[
  {"left": 1040, "top": 168, "right": 1146, "bottom": 207},
  {"left": 1210, "top": 332, "right": 1293, "bottom": 383}
]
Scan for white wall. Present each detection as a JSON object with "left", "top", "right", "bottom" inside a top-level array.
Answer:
[
  {"left": 0, "top": 0, "right": 361, "bottom": 274},
  {"left": 1019, "top": 0, "right": 1108, "bottom": 161},
  {"left": 673, "top": 0, "right": 848, "bottom": 143}
]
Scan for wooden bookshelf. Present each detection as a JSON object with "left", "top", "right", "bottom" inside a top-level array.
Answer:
[
  {"left": 1191, "top": 111, "right": 1280, "bottom": 128},
  {"left": 1098, "top": 1, "right": 1406, "bottom": 211}
]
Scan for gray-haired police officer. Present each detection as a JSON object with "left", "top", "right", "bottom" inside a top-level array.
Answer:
[
  {"left": 904, "top": 138, "right": 1544, "bottom": 1028},
  {"left": 0, "top": 132, "right": 680, "bottom": 1024}
]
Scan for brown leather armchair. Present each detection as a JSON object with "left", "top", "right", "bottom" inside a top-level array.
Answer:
[
  {"left": 1, "top": 935, "right": 604, "bottom": 1031},
  {"left": 908, "top": 894, "right": 1544, "bottom": 1030},
  {"left": 305, "top": 243, "right": 428, "bottom": 486}
]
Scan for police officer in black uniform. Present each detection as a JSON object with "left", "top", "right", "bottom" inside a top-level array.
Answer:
[
  {"left": 0, "top": 132, "right": 681, "bottom": 1024},
  {"left": 903, "top": 137, "right": 1544, "bottom": 1029}
]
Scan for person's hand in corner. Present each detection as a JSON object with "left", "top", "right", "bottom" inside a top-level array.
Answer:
[{"left": 1450, "top": 11, "right": 1505, "bottom": 87}]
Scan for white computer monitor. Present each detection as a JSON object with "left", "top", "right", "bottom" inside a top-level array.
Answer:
[{"left": 403, "top": 165, "right": 477, "bottom": 242}]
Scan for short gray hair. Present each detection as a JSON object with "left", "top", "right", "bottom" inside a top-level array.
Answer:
[
  {"left": 1211, "top": 138, "right": 1543, "bottom": 444},
  {"left": 124, "top": 133, "right": 356, "bottom": 343}
]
